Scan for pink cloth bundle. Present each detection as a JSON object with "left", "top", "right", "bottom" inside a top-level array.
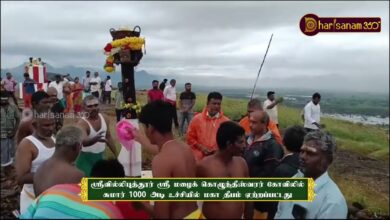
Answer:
[{"left": 116, "top": 120, "right": 136, "bottom": 151}]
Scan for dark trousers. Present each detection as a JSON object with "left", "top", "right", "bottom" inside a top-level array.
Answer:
[
  {"left": 304, "top": 128, "right": 318, "bottom": 133},
  {"left": 6, "top": 91, "right": 18, "bottom": 106},
  {"left": 170, "top": 103, "right": 179, "bottom": 127},
  {"left": 115, "top": 109, "right": 122, "bottom": 122},
  {"left": 92, "top": 91, "right": 99, "bottom": 98},
  {"left": 104, "top": 91, "right": 111, "bottom": 104}
]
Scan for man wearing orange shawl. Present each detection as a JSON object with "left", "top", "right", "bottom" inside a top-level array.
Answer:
[{"left": 186, "top": 92, "right": 229, "bottom": 161}]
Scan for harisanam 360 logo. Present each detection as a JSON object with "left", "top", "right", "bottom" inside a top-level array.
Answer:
[{"left": 300, "top": 14, "right": 381, "bottom": 36}]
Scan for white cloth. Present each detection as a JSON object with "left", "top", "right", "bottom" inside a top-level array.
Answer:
[
  {"left": 163, "top": 85, "right": 176, "bottom": 102},
  {"left": 117, "top": 119, "right": 142, "bottom": 177},
  {"left": 104, "top": 79, "right": 112, "bottom": 91},
  {"left": 82, "top": 76, "right": 91, "bottom": 89},
  {"left": 90, "top": 76, "right": 101, "bottom": 92},
  {"left": 48, "top": 81, "right": 64, "bottom": 100},
  {"left": 81, "top": 114, "right": 107, "bottom": 153},
  {"left": 275, "top": 171, "right": 348, "bottom": 219},
  {"left": 304, "top": 101, "right": 321, "bottom": 130},
  {"left": 263, "top": 99, "right": 278, "bottom": 124},
  {"left": 20, "top": 135, "right": 55, "bottom": 214},
  {"left": 20, "top": 188, "right": 35, "bottom": 215}
]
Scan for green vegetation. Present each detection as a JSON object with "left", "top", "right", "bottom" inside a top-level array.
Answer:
[{"left": 194, "top": 94, "right": 388, "bottom": 161}]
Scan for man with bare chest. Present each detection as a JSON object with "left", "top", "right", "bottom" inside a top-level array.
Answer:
[
  {"left": 33, "top": 126, "right": 84, "bottom": 196},
  {"left": 75, "top": 95, "right": 117, "bottom": 177},
  {"left": 196, "top": 121, "right": 250, "bottom": 219},
  {"left": 139, "top": 100, "right": 201, "bottom": 219}
]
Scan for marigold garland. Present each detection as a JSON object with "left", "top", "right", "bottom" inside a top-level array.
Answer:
[{"left": 103, "top": 36, "right": 146, "bottom": 73}]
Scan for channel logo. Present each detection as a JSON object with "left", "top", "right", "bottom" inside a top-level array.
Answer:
[{"left": 300, "top": 14, "right": 381, "bottom": 36}]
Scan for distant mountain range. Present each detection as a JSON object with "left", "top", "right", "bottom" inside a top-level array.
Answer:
[
  {"left": 2, "top": 63, "right": 388, "bottom": 95},
  {"left": 1, "top": 63, "right": 173, "bottom": 89},
  {"left": 0, "top": 63, "right": 256, "bottom": 91}
]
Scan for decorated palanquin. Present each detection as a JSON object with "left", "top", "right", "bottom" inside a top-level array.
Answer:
[
  {"left": 19, "top": 57, "right": 49, "bottom": 98},
  {"left": 103, "top": 26, "right": 146, "bottom": 73}
]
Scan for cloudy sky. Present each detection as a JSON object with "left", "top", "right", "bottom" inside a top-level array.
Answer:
[{"left": 1, "top": 1, "right": 389, "bottom": 93}]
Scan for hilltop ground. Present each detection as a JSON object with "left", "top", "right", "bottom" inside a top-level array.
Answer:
[{"left": 1, "top": 92, "right": 389, "bottom": 219}]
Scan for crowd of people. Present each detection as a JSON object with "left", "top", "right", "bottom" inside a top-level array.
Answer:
[{"left": 0, "top": 70, "right": 349, "bottom": 219}]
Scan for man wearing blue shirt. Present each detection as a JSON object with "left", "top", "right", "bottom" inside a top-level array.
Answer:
[{"left": 275, "top": 130, "right": 348, "bottom": 219}]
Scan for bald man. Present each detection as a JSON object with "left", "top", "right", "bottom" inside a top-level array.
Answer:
[{"left": 243, "top": 110, "right": 283, "bottom": 219}]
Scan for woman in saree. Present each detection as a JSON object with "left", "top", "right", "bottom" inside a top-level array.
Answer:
[{"left": 72, "top": 77, "right": 84, "bottom": 116}]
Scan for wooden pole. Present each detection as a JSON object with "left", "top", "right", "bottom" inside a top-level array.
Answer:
[
  {"left": 110, "top": 27, "right": 142, "bottom": 119},
  {"left": 121, "top": 63, "right": 137, "bottom": 119}
]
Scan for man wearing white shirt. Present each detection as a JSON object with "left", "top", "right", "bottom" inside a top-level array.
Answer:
[
  {"left": 103, "top": 76, "right": 112, "bottom": 104},
  {"left": 48, "top": 75, "right": 64, "bottom": 108},
  {"left": 263, "top": 91, "right": 282, "bottom": 127},
  {"left": 82, "top": 71, "right": 91, "bottom": 98},
  {"left": 89, "top": 72, "right": 101, "bottom": 99},
  {"left": 163, "top": 79, "right": 179, "bottom": 127},
  {"left": 304, "top": 92, "right": 321, "bottom": 132}
]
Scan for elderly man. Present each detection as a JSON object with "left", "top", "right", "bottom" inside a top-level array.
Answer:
[
  {"left": 187, "top": 92, "right": 230, "bottom": 161},
  {"left": 15, "top": 107, "right": 56, "bottom": 214},
  {"left": 243, "top": 110, "right": 283, "bottom": 219},
  {"left": 275, "top": 130, "right": 348, "bottom": 219},
  {"left": 239, "top": 98, "right": 282, "bottom": 145},
  {"left": 33, "top": 126, "right": 84, "bottom": 196},
  {"left": 75, "top": 95, "right": 117, "bottom": 177}
]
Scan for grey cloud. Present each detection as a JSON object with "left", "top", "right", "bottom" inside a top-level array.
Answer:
[{"left": 1, "top": 1, "right": 389, "bottom": 93}]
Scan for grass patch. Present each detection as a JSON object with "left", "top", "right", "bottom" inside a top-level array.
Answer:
[
  {"left": 331, "top": 172, "right": 389, "bottom": 215},
  {"left": 104, "top": 92, "right": 388, "bottom": 161}
]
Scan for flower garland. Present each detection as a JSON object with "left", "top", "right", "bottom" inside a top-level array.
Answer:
[
  {"left": 103, "top": 37, "right": 146, "bottom": 73},
  {"left": 122, "top": 101, "right": 142, "bottom": 116}
]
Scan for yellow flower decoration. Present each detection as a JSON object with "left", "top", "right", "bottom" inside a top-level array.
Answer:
[{"left": 122, "top": 101, "right": 142, "bottom": 115}]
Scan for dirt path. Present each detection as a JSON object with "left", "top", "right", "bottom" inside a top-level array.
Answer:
[{"left": 331, "top": 149, "right": 389, "bottom": 199}]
